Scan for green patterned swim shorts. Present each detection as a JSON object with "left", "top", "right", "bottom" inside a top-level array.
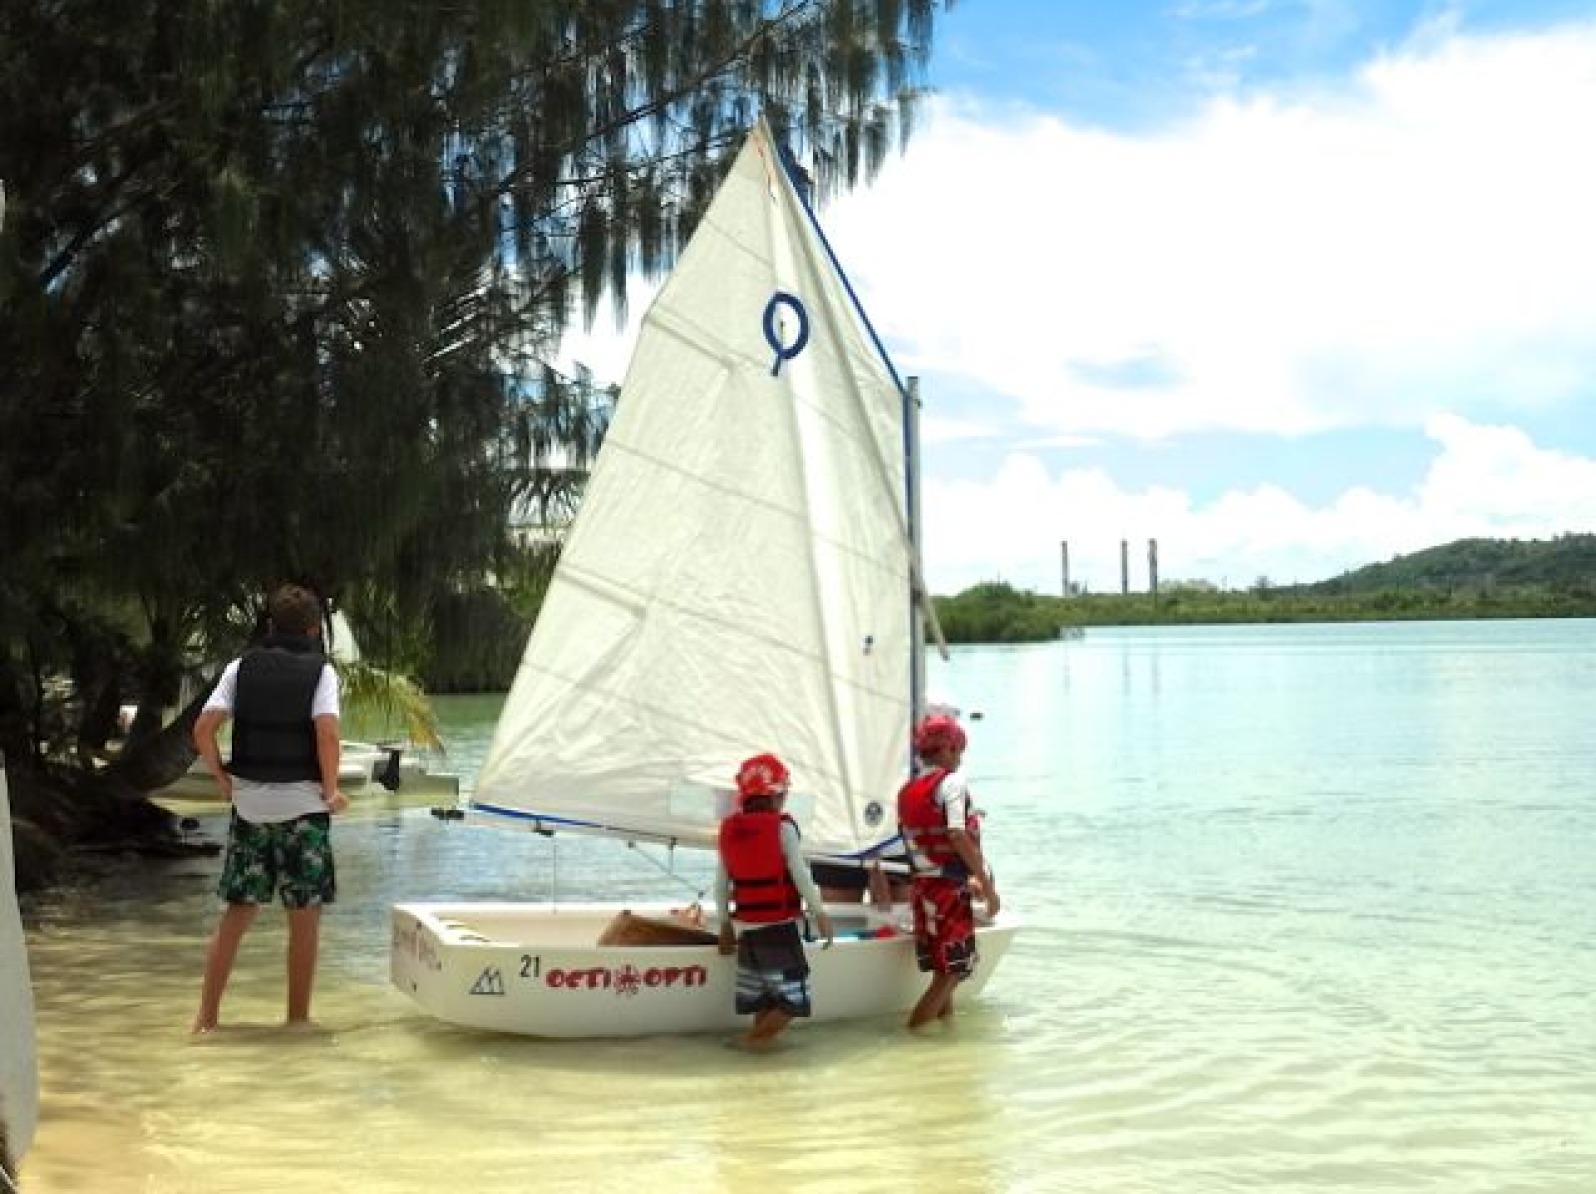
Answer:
[{"left": 218, "top": 811, "right": 337, "bottom": 908}]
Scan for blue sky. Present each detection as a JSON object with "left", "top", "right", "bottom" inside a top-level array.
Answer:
[{"left": 577, "top": 1, "right": 1596, "bottom": 595}]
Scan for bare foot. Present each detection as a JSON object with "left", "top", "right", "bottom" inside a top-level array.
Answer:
[{"left": 728, "top": 1033, "right": 783, "bottom": 1052}]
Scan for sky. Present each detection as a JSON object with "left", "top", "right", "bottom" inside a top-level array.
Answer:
[{"left": 571, "top": 0, "right": 1596, "bottom": 596}]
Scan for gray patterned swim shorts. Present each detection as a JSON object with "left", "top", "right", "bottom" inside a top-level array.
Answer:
[
  {"left": 217, "top": 811, "right": 337, "bottom": 908},
  {"left": 733, "top": 920, "right": 813, "bottom": 1018}
]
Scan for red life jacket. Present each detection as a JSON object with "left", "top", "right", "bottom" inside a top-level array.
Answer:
[
  {"left": 897, "top": 767, "right": 973, "bottom": 879},
  {"left": 719, "top": 811, "right": 803, "bottom": 923}
]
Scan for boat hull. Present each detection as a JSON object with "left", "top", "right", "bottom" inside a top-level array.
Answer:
[{"left": 390, "top": 901, "right": 1018, "bottom": 1038}]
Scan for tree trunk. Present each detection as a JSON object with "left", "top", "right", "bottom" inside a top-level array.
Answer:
[
  {"left": 104, "top": 678, "right": 216, "bottom": 792},
  {"left": 0, "top": 658, "right": 38, "bottom": 767}
]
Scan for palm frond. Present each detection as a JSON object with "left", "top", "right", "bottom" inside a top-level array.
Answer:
[{"left": 333, "top": 661, "right": 445, "bottom": 753}]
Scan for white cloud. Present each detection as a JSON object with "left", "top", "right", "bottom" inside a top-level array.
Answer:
[
  {"left": 1418, "top": 414, "right": 1596, "bottom": 525},
  {"left": 921, "top": 415, "right": 1596, "bottom": 594},
  {"left": 824, "top": 21, "right": 1596, "bottom": 441},
  {"left": 554, "top": 20, "right": 1596, "bottom": 595},
  {"left": 557, "top": 279, "right": 656, "bottom": 381},
  {"left": 807, "top": 19, "right": 1596, "bottom": 592}
]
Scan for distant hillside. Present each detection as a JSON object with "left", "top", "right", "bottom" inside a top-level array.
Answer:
[
  {"left": 1302, "top": 534, "right": 1596, "bottom": 596},
  {"left": 932, "top": 536, "right": 1596, "bottom": 643}
]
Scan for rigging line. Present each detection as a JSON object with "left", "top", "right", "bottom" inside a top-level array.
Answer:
[
  {"left": 625, "top": 841, "right": 709, "bottom": 900},
  {"left": 768, "top": 122, "right": 950, "bottom": 666},
  {"left": 754, "top": 195, "right": 860, "bottom": 827}
]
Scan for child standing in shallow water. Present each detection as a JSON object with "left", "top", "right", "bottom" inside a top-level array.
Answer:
[
  {"left": 898, "top": 713, "right": 1000, "bottom": 1029},
  {"left": 716, "top": 753, "right": 833, "bottom": 1049}
]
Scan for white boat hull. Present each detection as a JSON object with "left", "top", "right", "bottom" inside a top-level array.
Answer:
[{"left": 390, "top": 901, "right": 1018, "bottom": 1038}]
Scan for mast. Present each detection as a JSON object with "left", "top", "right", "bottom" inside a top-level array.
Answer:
[
  {"left": 907, "top": 375, "right": 925, "bottom": 733},
  {"left": 771, "top": 133, "right": 950, "bottom": 712}
]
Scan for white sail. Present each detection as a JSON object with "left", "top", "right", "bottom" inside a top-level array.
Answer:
[
  {"left": 2, "top": 186, "right": 39, "bottom": 1167},
  {"left": 473, "top": 121, "right": 915, "bottom": 860},
  {"left": 2, "top": 755, "right": 39, "bottom": 1167}
]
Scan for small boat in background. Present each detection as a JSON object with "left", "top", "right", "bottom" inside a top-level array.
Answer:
[{"left": 151, "top": 739, "right": 459, "bottom": 815}]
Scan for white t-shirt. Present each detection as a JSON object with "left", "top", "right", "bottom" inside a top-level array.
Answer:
[
  {"left": 204, "top": 656, "right": 340, "bottom": 824},
  {"left": 905, "top": 767, "right": 973, "bottom": 876},
  {"left": 933, "top": 768, "right": 973, "bottom": 827}
]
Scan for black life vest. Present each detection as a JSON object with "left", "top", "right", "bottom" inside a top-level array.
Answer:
[
  {"left": 719, "top": 810, "right": 803, "bottom": 923},
  {"left": 226, "top": 636, "right": 325, "bottom": 783}
]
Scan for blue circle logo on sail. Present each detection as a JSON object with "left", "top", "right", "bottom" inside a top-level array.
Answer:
[{"left": 763, "top": 291, "right": 810, "bottom": 376}]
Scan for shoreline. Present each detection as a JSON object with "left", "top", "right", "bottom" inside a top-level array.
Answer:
[
  {"left": 5, "top": 762, "right": 210, "bottom": 897},
  {"left": 937, "top": 592, "right": 1596, "bottom": 644}
]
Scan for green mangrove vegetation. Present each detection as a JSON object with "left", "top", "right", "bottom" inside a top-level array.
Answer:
[{"left": 932, "top": 535, "right": 1596, "bottom": 644}]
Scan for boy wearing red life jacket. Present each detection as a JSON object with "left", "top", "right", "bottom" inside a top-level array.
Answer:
[
  {"left": 898, "top": 713, "right": 1000, "bottom": 1029},
  {"left": 715, "top": 753, "right": 834, "bottom": 1049}
]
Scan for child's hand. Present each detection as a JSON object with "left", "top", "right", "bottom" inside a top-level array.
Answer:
[
  {"left": 979, "top": 882, "right": 1001, "bottom": 918},
  {"left": 323, "top": 789, "right": 351, "bottom": 814}
]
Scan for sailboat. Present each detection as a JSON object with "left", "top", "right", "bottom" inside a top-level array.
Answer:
[{"left": 390, "top": 120, "right": 1018, "bottom": 1037}]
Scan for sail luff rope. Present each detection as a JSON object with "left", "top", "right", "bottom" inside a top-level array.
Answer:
[{"left": 767, "top": 123, "right": 950, "bottom": 667}]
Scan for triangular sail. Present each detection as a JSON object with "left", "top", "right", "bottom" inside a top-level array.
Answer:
[
  {"left": 473, "top": 120, "right": 915, "bottom": 859},
  {"left": 2, "top": 756, "right": 39, "bottom": 1166}
]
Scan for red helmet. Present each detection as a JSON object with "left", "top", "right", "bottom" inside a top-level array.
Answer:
[
  {"left": 735, "top": 753, "right": 791, "bottom": 802},
  {"left": 914, "top": 713, "right": 967, "bottom": 757}
]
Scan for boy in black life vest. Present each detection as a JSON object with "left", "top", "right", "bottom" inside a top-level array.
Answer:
[
  {"left": 192, "top": 583, "right": 350, "bottom": 1034},
  {"left": 899, "top": 713, "right": 1000, "bottom": 1029},
  {"left": 715, "top": 753, "right": 834, "bottom": 1049}
]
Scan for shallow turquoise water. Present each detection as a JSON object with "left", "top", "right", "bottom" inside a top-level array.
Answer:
[{"left": 21, "top": 620, "right": 1596, "bottom": 1192}]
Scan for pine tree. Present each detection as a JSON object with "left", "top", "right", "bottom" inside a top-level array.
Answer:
[{"left": 0, "top": 1, "right": 954, "bottom": 771}]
